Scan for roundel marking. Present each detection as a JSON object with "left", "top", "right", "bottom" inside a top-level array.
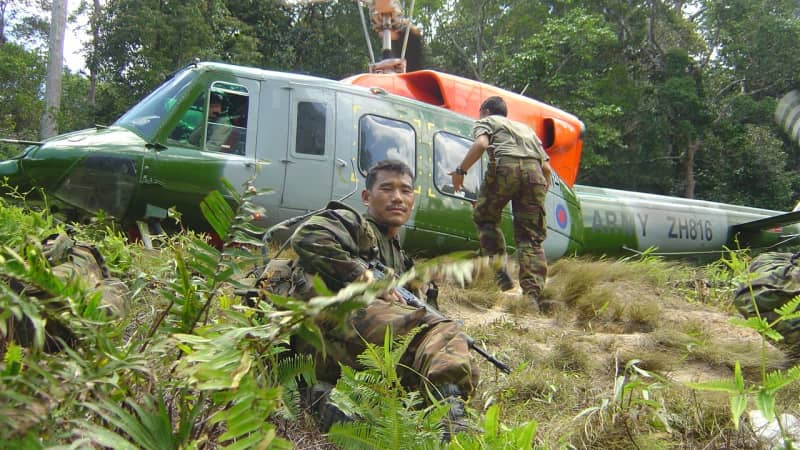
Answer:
[{"left": 556, "top": 203, "right": 568, "bottom": 229}]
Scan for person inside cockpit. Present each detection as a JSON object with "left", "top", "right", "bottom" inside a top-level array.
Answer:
[{"left": 198, "top": 92, "right": 233, "bottom": 152}]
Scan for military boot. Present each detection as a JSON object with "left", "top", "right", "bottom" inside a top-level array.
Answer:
[
  {"left": 433, "top": 383, "right": 470, "bottom": 442},
  {"left": 495, "top": 268, "right": 514, "bottom": 292},
  {"left": 535, "top": 293, "right": 557, "bottom": 315},
  {"left": 528, "top": 296, "right": 541, "bottom": 314}
]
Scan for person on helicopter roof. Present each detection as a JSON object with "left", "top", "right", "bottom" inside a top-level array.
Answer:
[
  {"left": 285, "top": 159, "right": 478, "bottom": 437},
  {"left": 450, "top": 96, "right": 553, "bottom": 313}
]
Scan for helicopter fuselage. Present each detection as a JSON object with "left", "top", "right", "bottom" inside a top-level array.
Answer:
[{"left": 1, "top": 62, "right": 797, "bottom": 258}]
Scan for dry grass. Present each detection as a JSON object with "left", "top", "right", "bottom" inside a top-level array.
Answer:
[
  {"left": 274, "top": 414, "right": 337, "bottom": 449},
  {"left": 438, "top": 254, "right": 795, "bottom": 449},
  {"left": 222, "top": 252, "right": 795, "bottom": 448}
]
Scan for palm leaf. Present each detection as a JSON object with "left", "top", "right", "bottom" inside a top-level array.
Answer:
[
  {"left": 200, "top": 190, "right": 234, "bottom": 238},
  {"left": 79, "top": 395, "right": 179, "bottom": 450}
]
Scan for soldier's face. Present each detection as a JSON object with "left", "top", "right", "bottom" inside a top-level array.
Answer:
[
  {"left": 209, "top": 100, "right": 222, "bottom": 119},
  {"left": 363, "top": 170, "right": 415, "bottom": 230}
]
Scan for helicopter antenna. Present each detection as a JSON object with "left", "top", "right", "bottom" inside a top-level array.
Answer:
[
  {"left": 366, "top": 0, "right": 411, "bottom": 73},
  {"left": 280, "top": 0, "right": 418, "bottom": 73},
  {"left": 399, "top": 0, "right": 415, "bottom": 63},
  {"left": 358, "top": 1, "right": 376, "bottom": 64}
]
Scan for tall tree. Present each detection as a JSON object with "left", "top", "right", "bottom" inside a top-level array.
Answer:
[
  {"left": 86, "top": 0, "right": 100, "bottom": 108},
  {"left": 650, "top": 49, "right": 711, "bottom": 198},
  {"left": 95, "top": 0, "right": 218, "bottom": 113},
  {"left": 701, "top": 0, "right": 800, "bottom": 98},
  {"left": 0, "top": 42, "right": 45, "bottom": 151},
  {"left": 0, "top": 0, "right": 9, "bottom": 44},
  {"left": 40, "top": 0, "right": 67, "bottom": 139},
  {"left": 286, "top": 1, "right": 371, "bottom": 78},
  {"left": 427, "top": 0, "right": 514, "bottom": 80}
]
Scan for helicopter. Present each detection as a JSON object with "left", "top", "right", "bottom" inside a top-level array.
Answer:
[{"left": 0, "top": 0, "right": 799, "bottom": 259}]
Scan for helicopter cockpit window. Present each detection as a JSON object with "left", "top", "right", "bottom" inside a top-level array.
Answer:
[
  {"left": 114, "top": 69, "right": 197, "bottom": 141},
  {"left": 358, "top": 114, "right": 416, "bottom": 176},
  {"left": 433, "top": 131, "right": 481, "bottom": 201},
  {"left": 296, "top": 101, "right": 326, "bottom": 156},
  {"left": 167, "top": 82, "right": 249, "bottom": 155}
]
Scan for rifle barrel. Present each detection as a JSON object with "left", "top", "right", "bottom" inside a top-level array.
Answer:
[{"left": 467, "top": 339, "right": 511, "bottom": 374}]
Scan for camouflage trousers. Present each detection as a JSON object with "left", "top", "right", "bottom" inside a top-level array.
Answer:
[
  {"left": 473, "top": 157, "right": 548, "bottom": 298},
  {"left": 296, "top": 299, "right": 479, "bottom": 398}
]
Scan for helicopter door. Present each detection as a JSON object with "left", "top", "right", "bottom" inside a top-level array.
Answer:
[
  {"left": 280, "top": 85, "right": 335, "bottom": 213},
  {"left": 143, "top": 78, "right": 260, "bottom": 228}
]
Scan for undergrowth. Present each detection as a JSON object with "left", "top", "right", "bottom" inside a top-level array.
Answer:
[
  {"left": 0, "top": 184, "right": 538, "bottom": 449},
  {"left": 2, "top": 184, "right": 800, "bottom": 448}
]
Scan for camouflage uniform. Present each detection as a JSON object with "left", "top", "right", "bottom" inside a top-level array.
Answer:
[
  {"left": 290, "top": 201, "right": 479, "bottom": 397},
  {"left": 8, "top": 233, "right": 129, "bottom": 352},
  {"left": 472, "top": 115, "right": 549, "bottom": 299},
  {"left": 734, "top": 252, "right": 800, "bottom": 361}
]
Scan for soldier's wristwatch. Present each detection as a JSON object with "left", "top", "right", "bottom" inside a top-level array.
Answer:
[{"left": 454, "top": 167, "right": 467, "bottom": 175}]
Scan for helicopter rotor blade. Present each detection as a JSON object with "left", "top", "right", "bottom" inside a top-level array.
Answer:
[
  {"left": 776, "top": 90, "right": 800, "bottom": 145},
  {"left": 0, "top": 138, "right": 43, "bottom": 146}
]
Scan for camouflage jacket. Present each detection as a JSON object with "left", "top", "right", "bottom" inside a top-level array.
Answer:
[
  {"left": 290, "top": 201, "right": 411, "bottom": 293},
  {"left": 733, "top": 252, "right": 800, "bottom": 359}
]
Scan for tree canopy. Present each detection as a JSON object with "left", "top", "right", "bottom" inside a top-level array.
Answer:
[{"left": 2, "top": 0, "right": 799, "bottom": 209}]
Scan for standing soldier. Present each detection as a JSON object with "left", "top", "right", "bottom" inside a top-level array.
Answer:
[
  {"left": 288, "top": 159, "right": 479, "bottom": 437},
  {"left": 450, "top": 96, "right": 552, "bottom": 312}
]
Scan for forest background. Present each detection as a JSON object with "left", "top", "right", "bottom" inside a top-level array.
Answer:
[
  {"left": 5, "top": 2, "right": 800, "bottom": 448},
  {"left": 1, "top": 0, "right": 799, "bottom": 210}
]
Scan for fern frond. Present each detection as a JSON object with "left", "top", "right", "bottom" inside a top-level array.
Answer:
[
  {"left": 327, "top": 422, "right": 383, "bottom": 450},
  {"left": 763, "top": 367, "right": 800, "bottom": 394},
  {"left": 273, "top": 353, "right": 315, "bottom": 388},
  {"left": 775, "top": 295, "right": 800, "bottom": 317}
]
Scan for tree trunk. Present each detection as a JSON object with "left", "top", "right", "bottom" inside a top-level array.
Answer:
[
  {"left": 475, "top": 1, "right": 482, "bottom": 81},
  {"left": 87, "top": 0, "right": 100, "bottom": 109},
  {"left": 0, "top": 0, "right": 8, "bottom": 45},
  {"left": 40, "top": 0, "right": 68, "bottom": 139},
  {"left": 684, "top": 139, "right": 699, "bottom": 199}
]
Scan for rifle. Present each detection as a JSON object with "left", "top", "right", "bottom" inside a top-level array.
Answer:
[
  {"left": 234, "top": 262, "right": 513, "bottom": 374},
  {"left": 370, "top": 262, "right": 512, "bottom": 374}
]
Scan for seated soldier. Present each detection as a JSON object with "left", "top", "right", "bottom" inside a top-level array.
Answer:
[{"left": 289, "top": 159, "right": 479, "bottom": 435}]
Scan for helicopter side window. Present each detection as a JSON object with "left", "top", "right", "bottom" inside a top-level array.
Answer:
[
  {"left": 296, "top": 101, "right": 326, "bottom": 156},
  {"left": 167, "top": 83, "right": 249, "bottom": 155},
  {"left": 433, "top": 132, "right": 481, "bottom": 201},
  {"left": 358, "top": 114, "right": 416, "bottom": 176}
]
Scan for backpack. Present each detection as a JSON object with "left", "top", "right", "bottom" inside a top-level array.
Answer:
[
  {"left": 255, "top": 258, "right": 315, "bottom": 300},
  {"left": 733, "top": 252, "right": 800, "bottom": 359},
  {"left": 6, "top": 233, "right": 130, "bottom": 352}
]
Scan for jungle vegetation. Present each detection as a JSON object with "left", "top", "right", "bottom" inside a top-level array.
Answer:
[
  {"left": 3, "top": 1, "right": 800, "bottom": 449},
  {"left": 1, "top": 0, "right": 799, "bottom": 209}
]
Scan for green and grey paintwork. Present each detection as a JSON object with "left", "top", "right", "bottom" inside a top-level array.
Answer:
[
  {"left": 0, "top": 62, "right": 797, "bottom": 259},
  {"left": 574, "top": 185, "right": 800, "bottom": 257}
]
